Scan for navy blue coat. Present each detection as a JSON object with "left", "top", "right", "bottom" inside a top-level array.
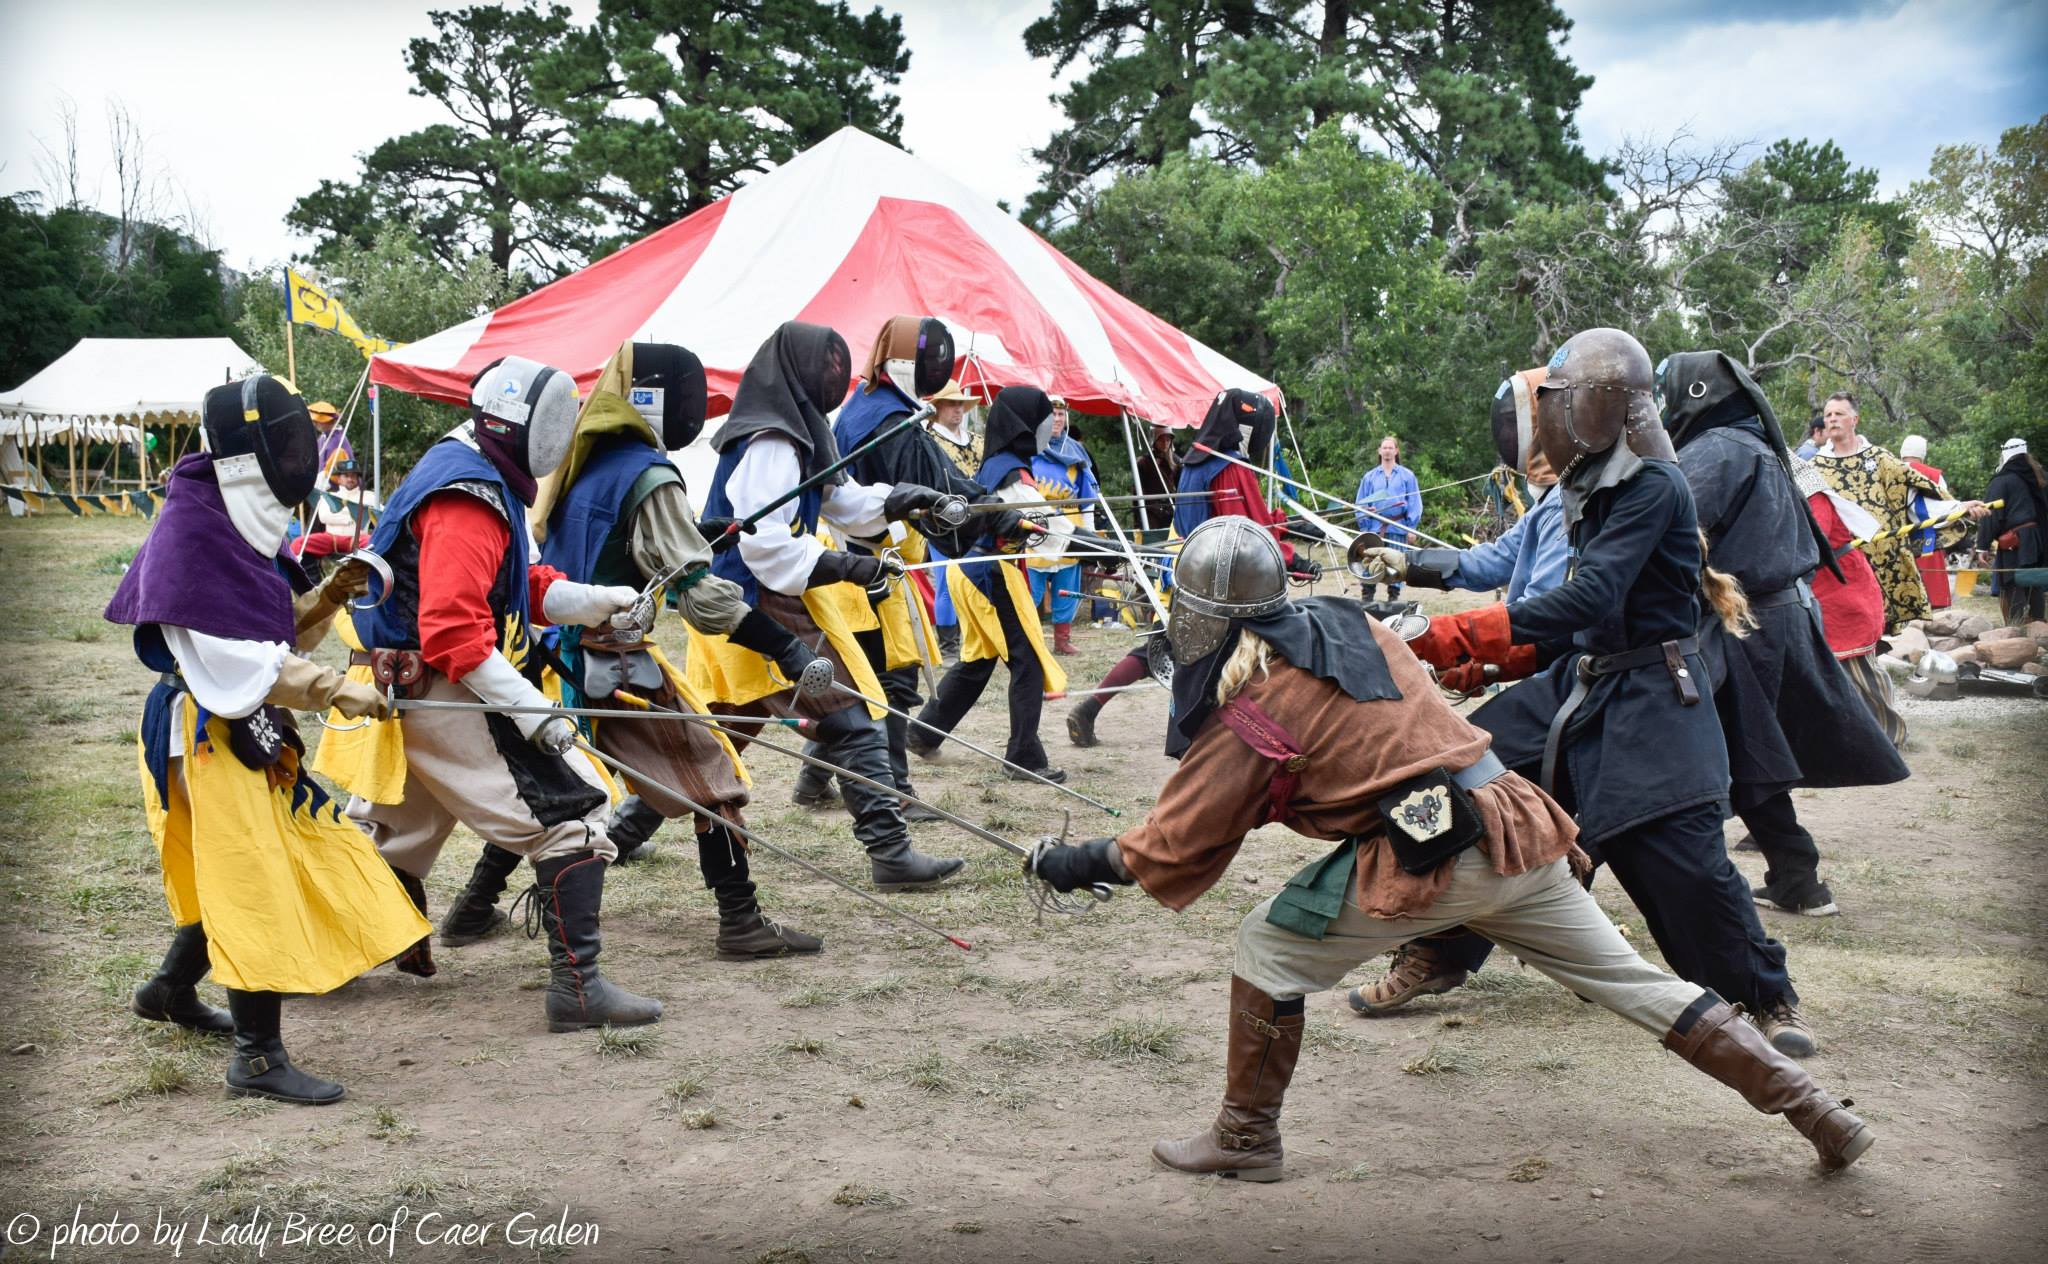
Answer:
[{"left": 1474, "top": 460, "right": 1729, "bottom": 844}]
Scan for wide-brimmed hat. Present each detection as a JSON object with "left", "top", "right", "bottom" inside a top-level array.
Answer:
[
  {"left": 925, "top": 378, "right": 979, "bottom": 404},
  {"left": 307, "top": 399, "right": 340, "bottom": 420}
]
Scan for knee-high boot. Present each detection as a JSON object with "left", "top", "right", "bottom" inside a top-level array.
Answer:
[
  {"left": 133, "top": 923, "right": 234, "bottom": 1035},
  {"left": 605, "top": 794, "right": 665, "bottom": 865},
  {"left": 699, "top": 824, "right": 823, "bottom": 959},
  {"left": 1664, "top": 995, "right": 1874, "bottom": 1170},
  {"left": 224, "top": 990, "right": 344, "bottom": 1105},
  {"left": 386, "top": 860, "right": 436, "bottom": 977},
  {"left": 1152, "top": 977, "right": 1303, "bottom": 1181},
  {"left": 439, "top": 844, "right": 522, "bottom": 946},
  {"left": 528, "top": 851, "right": 663, "bottom": 1032}
]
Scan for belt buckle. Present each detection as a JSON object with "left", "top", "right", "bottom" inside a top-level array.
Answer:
[{"left": 1575, "top": 655, "right": 1597, "bottom": 682}]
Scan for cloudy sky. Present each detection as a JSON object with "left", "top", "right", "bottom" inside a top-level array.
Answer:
[{"left": 2, "top": 0, "right": 2043, "bottom": 274}]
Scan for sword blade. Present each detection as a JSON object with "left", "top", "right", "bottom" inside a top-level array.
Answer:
[{"left": 571, "top": 739, "right": 972, "bottom": 951}]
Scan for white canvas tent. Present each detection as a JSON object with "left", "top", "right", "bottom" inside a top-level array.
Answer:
[{"left": 0, "top": 337, "right": 263, "bottom": 491}]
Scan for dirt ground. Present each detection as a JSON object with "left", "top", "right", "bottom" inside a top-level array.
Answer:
[{"left": 1, "top": 514, "right": 2044, "bottom": 1264}]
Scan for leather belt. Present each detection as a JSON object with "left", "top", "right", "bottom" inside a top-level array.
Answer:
[
  {"left": 1748, "top": 586, "right": 1803, "bottom": 610},
  {"left": 1539, "top": 635, "right": 1702, "bottom": 796}
]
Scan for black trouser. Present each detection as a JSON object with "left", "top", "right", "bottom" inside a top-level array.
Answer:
[
  {"left": 1405, "top": 802, "right": 1798, "bottom": 1010},
  {"left": 914, "top": 574, "right": 1048, "bottom": 768},
  {"left": 1737, "top": 789, "right": 1824, "bottom": 898},
  {"left": 794, "top": 632, "right": 921, "bottom": 798}
]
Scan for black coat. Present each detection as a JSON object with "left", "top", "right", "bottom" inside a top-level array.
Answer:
[
  {"left": 842, "top": 407, "right": 994, "bottom": 558},
  {"left": 1476, "top": 460, "right": 1729, "bottom": 845},
  {"left": 1979, "top": 456, "right": 2047, "bottom": 568},
  {"left": 1679, "top": 421, "right": 1909, "bottom": 809}
]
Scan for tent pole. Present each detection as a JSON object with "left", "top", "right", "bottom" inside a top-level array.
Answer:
[
  {"left": 370, "top": 383, "right": 382, "bottom": 499},
  {"left": 1119, "top": 410, "right": 1152, "bottom": 533},
  {"left": 285, "top": 318, "right": 297, "bottom": 385},
  {"left": 67, "top": 428, "right": 77, "bottom": 493}
]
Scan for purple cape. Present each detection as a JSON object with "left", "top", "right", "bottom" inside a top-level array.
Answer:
[{"left": 104, "top": 453, "right": 300, "bottom": 644}]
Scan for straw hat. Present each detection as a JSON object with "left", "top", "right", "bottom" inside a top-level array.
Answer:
[
  {"left": 307, "top": 399, "right": 340, "bottom": 421},
  {"left": 926, "top": 378, "right": 979, "bottom": 404}
]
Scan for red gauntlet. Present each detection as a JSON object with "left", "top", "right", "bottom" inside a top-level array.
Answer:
[
  {"left": 1409, "top": 603, "right": 1516, "bottom": 672},
  {"left": 1437, "top": 643, "right": 1542, "bottom": 693}
]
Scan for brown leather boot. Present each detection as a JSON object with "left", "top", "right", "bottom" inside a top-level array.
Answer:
[
  {"left": 1664, "top": 995, "right": 1874, "bottom": 1171},
  {"left": 386, "top": 861, "right": 436, "bottom": 977},
  {"left": 1346, "top": 940, "right": 1466, "bottom": 1015},
  {"left": 1052, "top": 621, "right": 1078, "bottom": 655},
  {"left": 1152, "top": 976, "right": 1303, "bottom": 1181}
]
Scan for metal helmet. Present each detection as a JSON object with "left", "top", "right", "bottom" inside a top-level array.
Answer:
[
  {"left": 1532, "top": 328, "right": 1672, "bottom": 474},
  {"left": 1904, "top": 649, "right": 1960, "bottom": 701},
  {"left": 1167, "top": 516, "right": 1288, "bottom": 664}
]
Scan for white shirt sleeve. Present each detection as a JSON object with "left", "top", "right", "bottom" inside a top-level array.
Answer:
[
  {"left": 730, "top": 437, "right": 829, "bottom": 597},
  {"left": 819, "top": 475, "right": 891, "bottom": 542},
  {"left": 161, "top": 626, "right": 290, "bottom": 719}
]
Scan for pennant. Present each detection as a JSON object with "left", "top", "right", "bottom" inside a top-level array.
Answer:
[
  {"left": 285, "top": 266, "right": 404, "bottom": 360},
  {"left": 54, "top": 494, "right": 83, "bottom": 516}
]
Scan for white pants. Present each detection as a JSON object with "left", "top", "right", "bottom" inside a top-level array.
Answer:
[
  {"left": 349, "top": 672, "right": 615, "bottom": 878},
  {"left": 1236, "top": 852, "right": 1703, "bottom": 1036}
]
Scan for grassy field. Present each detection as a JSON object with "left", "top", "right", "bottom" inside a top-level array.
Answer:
[{"left": 0, "top": 512, "right": 2043, "bottom": 1263}]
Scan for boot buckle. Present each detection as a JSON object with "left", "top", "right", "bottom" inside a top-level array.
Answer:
[
  {"left": 1218, "top": 1128, "right": 1262, "bottom": 1151},
  {"left": 245, "top": 1055, "right": 272, "bottom": 1076}
]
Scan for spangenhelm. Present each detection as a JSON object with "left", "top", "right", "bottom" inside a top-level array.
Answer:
[
  {"left": 1167, "top": 515, "right": 1289, "bottom": 664},
  {"left": 1532, "top": 328, "right": 1672, "bottom": 475},
  {"left": 202, "top": 374, "right": 319, "bottom": 556},
  {"left": 470, "top": 355, "right": 579, "bottom": 503},
  {"left": 628, "top": 341, "right": 709, "bottom": 450},
  {"left": 1488, "top": 366, "right": 1548, "bottom": 473}
]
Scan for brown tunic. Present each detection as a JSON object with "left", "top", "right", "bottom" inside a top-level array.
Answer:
[{"left": 1115, "top": 618, "right": 1577, "bottom": 918}]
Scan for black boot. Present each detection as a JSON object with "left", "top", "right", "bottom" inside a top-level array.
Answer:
[
  {"left": 223, "top": 990, "right": 345, "bottom": 1105},
  {"left": 133, "top": 923, "right": 233, "bottom": 1035},
  {"left": 937, "top": 623, "right": 961, "bottom": 665},
  {"left": 605, "top": 794, "right": 665, "bottom": 865},
  {"left": 1066, "top": 696, "right": 1103, "bottom": 748},
  {"left": 699, "top": 826, "right": 823, "bottom": 959},
  {"left": 387, "top": 861, "right": 436, "bottom": 976},
  {"left": 439, "top": 845, "right": 522, "bottom": 946},
  {"left": 528, "top": 851, "right": 663, "bottom": 1033},
  {"left": 816, "top": 710, "right": 964, "bottom": 889},
  {"left": 898, "top": 781, "right": 944, "bottom": 824}
]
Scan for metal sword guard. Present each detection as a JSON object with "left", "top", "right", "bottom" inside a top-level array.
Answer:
[{"left": 342, "top": 548, "right": 397, "bottom": 610}]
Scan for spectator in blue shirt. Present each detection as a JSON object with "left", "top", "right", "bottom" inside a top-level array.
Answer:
[
  {"left": 1353, "top": 447, "right": 1567, "bottom": 603},
  {"left": 1354, "top": 435, "right": 1422, "bottom": 599},
  {"left": 1794, "top": 414, "right": 1825, "bottom": 460}
]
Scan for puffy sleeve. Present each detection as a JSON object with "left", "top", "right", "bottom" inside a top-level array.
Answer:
[
  {"left": 1114, "top": 721, "right": 1273, "bottom": 912},
  {"left": 161, "top": 626, "right": 289, "bottom": 719}
]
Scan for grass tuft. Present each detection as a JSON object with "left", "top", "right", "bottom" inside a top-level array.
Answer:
[
  {"left": 779, "top": 984, "right": 836, "bottom": 1010},
  {"left": 200, "top": 1142, "right": 282, "bottom": 1193},
  {"left": 1401, "top": 1044, "right": 1474, "bottom": 1076},
  {"left": 831, "top": 1182, "right": 906, "bottom": 1209},
  {"left": 368, "top": 1105, "right": 416, "bottom": 1141},
  {"left": 1508, "top": 1155, "right": 1550, "bottom": 1182},
  {"left": 594, "top": 1026, "right": 657, "bottom": 1058},
  {"left": 843, "top": 973, "right": 911, "bottom": 1002},
  {"left": 901, "top": 1051, "right": 958, "bottom": 1094},
  {"left": 1329, "top": 1161, "right": 1373, "bottom": 1183},
  {"left": 662, "top": 1072, "right": 707, "bottom": 1109},
  {"left": 678, "top": 1109, "right": 717, "bottom": 1130},
  {"left": 1085, "top": 1016, "right": 1187, "bottom": 1065}
]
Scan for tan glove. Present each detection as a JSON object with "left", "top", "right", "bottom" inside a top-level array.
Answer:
[
  {"left": 292, "top": 558, "right": 372, "bottom": 648},
  {"left": 266, "top": 654, "right": 394, "bottom": 720},
  {"left": 1358, "top": 546, "right": 1408, "bottom": 583}
]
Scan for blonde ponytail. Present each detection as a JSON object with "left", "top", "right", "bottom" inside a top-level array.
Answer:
[
  {"left": 1699, "top": 528, "right": 1756, "bottom": 637},
  {"left": 1215, "top": 630, "right": 1274, "bottom": 704}
]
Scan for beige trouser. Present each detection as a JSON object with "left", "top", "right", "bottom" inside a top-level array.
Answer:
[
  {"left": 349, "top": 671, "right": 615, "bottom": 877},
  {"left": 1236, "top": 851, "right": 1703, "bottom": 1036}
]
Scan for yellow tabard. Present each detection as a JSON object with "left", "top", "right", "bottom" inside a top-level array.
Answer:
[
  {"left": 683, "top": 584, "right": 889, "bottom": 719},
  {"left": 946, "top": 557, "right": 1068, "bottom": 695},
  {"left": 139, "top": 697, "right": 430, "bottom": 994}
]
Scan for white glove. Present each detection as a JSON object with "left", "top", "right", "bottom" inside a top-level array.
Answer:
[
  {"left": 541, "top": 580, "right": 640, "bottom": 628},
  {"left": 1359, "top": 547, "right": 1408, "bottom": 582},
  {"left": 461, "top": 650, "right": 572, "bottom": 751}
]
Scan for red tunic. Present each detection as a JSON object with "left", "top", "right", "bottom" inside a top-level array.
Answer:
[
  {"left": 1205, "top": 463, "right": 1296, "bottom": 563},
  {"left": 1807, "top": 492, "right": 1885, "bottom": 658},
  {"left": 415, "top": 492, "right": 566, "bottom": 680},
  {"left": 1905, "top": 458, "right": 1952, "bottom": 608}
]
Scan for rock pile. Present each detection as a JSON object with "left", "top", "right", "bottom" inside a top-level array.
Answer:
[{"left": 1889, "top": 613, "right": 2048, "bottom": 675}]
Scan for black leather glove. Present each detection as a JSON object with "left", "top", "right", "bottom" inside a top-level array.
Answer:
[
  {"left": 1286, "top": 554, "right": 1322, "bottom": 581},
  {"left": 699, "top": 516, "right": 755, "bottom": 552},
  {"left": 1029, "top": 838, "right": 1132, "bottom": 893},
  {"left": 986, "top": 507, "right": 1033, "bottom": 544},
  {"left": 882, "top": 483, "right": 950, "bottom": 522},
  {"left": 806, "top": 551, "right": 883, "bottom": 590}
]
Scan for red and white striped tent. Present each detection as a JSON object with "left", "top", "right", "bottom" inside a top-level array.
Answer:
[{"left": 371, "top": 127, "right": 1278, "bottom": 427}]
